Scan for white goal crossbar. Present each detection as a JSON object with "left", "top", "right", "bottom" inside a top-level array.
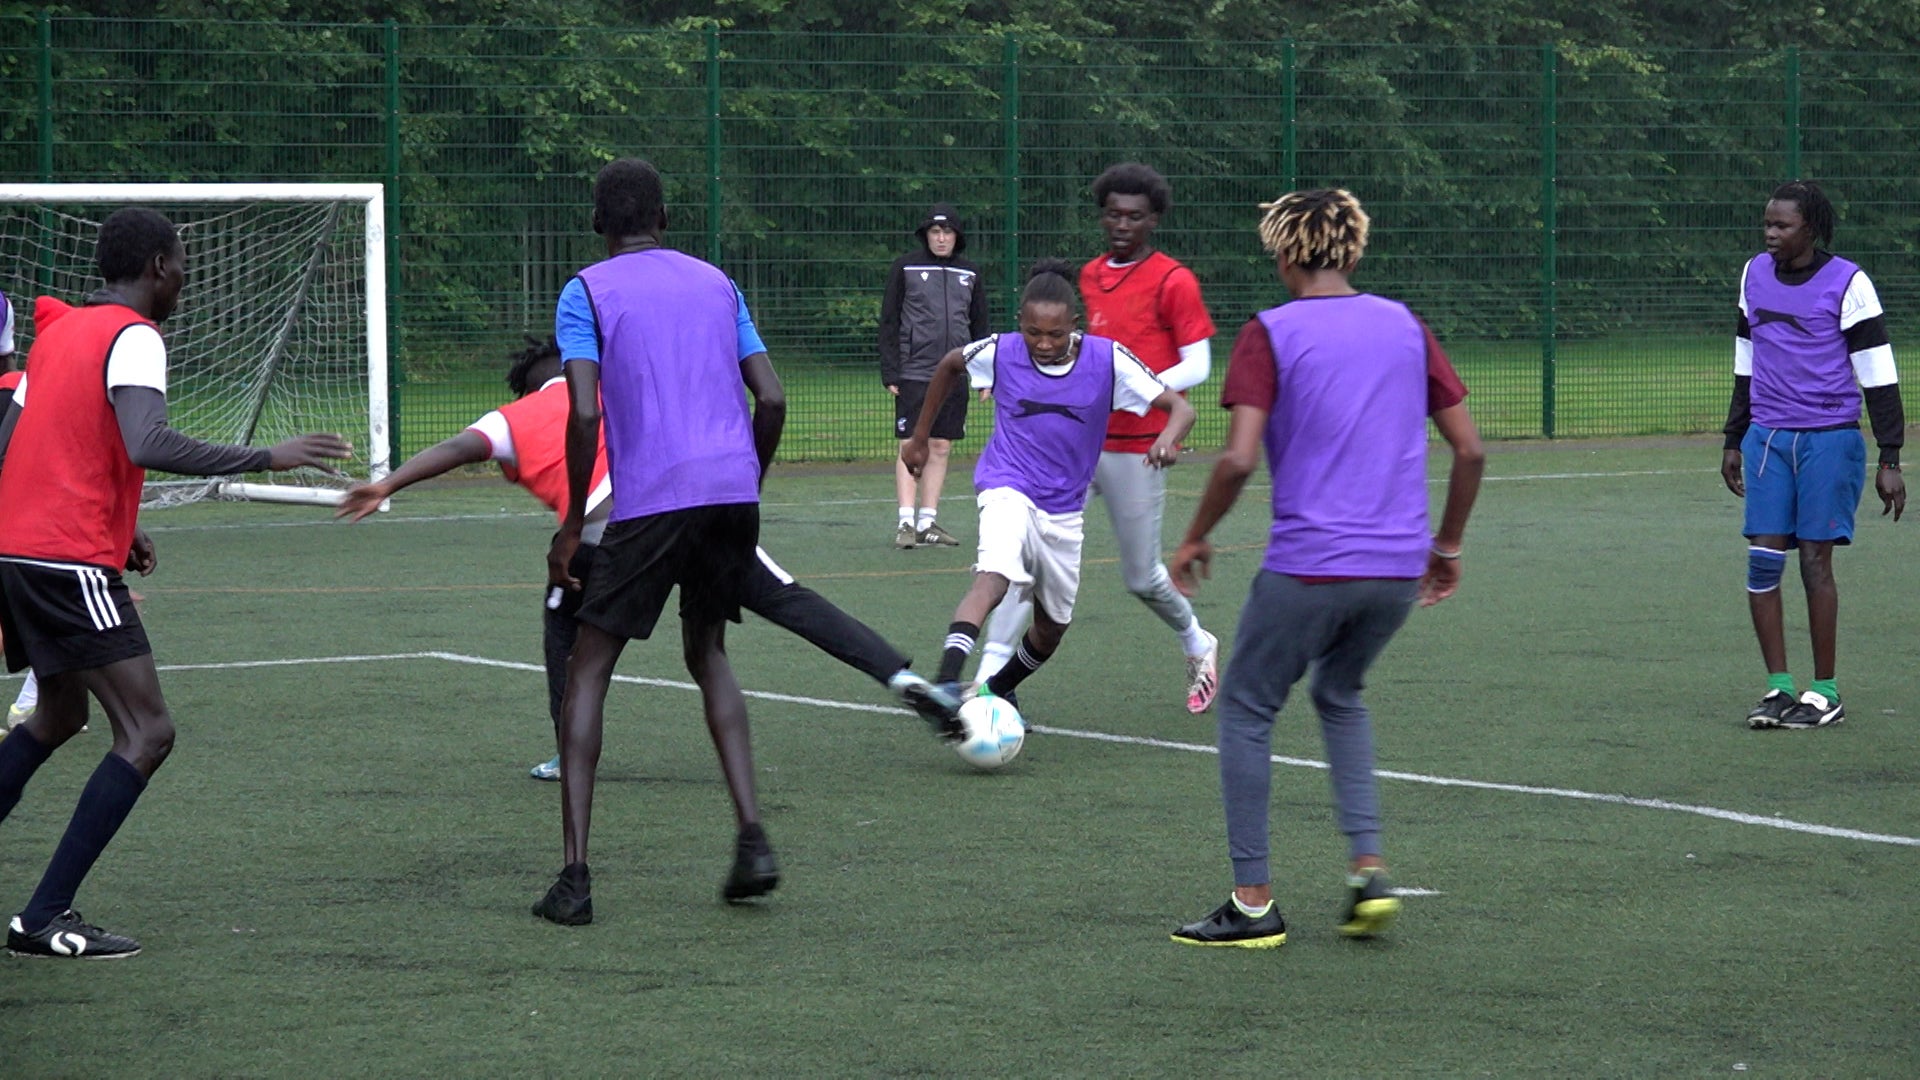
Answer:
[{"left": 0, "top": 183, "right": 390, "bottom": 507}]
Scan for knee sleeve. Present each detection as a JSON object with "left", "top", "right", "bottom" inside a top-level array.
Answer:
[{"left": 1747, "top": 546, "right": 1787, "bottom": 593}]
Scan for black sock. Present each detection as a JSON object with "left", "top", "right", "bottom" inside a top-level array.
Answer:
[
  {"left": 737, "top": 822, "right": 770, "bottom": 852},
  {"left": 19, "top": 752, "right": 148, "bottom": 933},
  {"left": 936, "top": 621, "right": 979, "bottom": 684},
  {"left": 0, "top": 726, "right": 53, "bottom": 826},
  {"left": 986, "top": 634, "right": 1054, "bottom": 697}
]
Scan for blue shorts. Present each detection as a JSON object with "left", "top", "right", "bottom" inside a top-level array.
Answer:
[{"left": 1741, "top": 424, "right": 1865, "bottom": 546}]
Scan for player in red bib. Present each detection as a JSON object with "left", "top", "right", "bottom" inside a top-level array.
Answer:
[
  {"left": 0, "top": 208, "right": 350, "bottom": 960},
  {"left": 0, "top": 288, "right": 36, "bottom": 733},
  {"left": 979, "top": 163, "right": 1222, "bottom": 714},
  {"left": 337, "top": 338, "right": 961, "bottom": 786}
]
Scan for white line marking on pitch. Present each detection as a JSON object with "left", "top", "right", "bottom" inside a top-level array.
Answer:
[
  {"left": 23, "top": 649, "right": 1911, "bottom": 849},
  {"left": 137, "top": 467, "right": 1705, "bottom": 533}
]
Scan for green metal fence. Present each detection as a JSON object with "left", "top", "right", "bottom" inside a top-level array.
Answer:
[{"left": 3, "top": 17, "right": 1917, "bottom": 459}]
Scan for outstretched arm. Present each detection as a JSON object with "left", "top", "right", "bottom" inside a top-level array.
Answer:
[
  {"left": 336, "top": 430, "right": 491, "bottom": 522},
  {"left": 111, "top": 386, "right": 348, "bottom": 476}
]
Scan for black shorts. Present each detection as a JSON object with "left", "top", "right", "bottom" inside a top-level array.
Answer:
[
  {"left": 894, "top": 379, "right": 968, "bottom": 442},
  {"left": 545, "top": 536, "right": 598, "bottom": 623},
  {"left": 0, "top": 557, "right": 152, "bottom": 677},
  {"left": 575, "top": 503, "right": 760, "bottom": 642}
]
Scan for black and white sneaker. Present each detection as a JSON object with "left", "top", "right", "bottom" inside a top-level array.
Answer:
[
  {"left": 1778, "top": 690, "right": 1844, "bottom": 729},
  {"left": 7, "top": 910, "right": 141, "bottom": 959},
  {"left": 1746, "top": 690, "right": 1797, "bottom": 729},
  {"left": 532, "top": 862, "right": 593, "bottom": 926},
  {"left": 722, "top": 825, "right": 780, "bottom": 904}
]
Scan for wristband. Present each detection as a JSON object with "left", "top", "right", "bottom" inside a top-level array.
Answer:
[
  {"left": 1880, "top": 462, "right": 1901, "bottom": 471},
  {"left": 1430, "top": 545, "right": 1462, "bottom": 560}
]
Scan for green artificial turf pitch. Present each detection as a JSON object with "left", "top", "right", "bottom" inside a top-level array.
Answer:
[{"left": 2, "top": 443, "right": 1916, "bottom": 1076}]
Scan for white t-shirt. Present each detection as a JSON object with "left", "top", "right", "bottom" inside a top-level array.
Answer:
[
  {"left": 962, "top": 333, "right": 1164, "bottom": 416},
  {"left": 12, "top": 323, "right": 167, "bottom": 407},
  {"left": 0, "top": 293, "right": 15, "bottom": 357},
  {"left": 465, "top": 377, "right": 613, "bottom": 539}
]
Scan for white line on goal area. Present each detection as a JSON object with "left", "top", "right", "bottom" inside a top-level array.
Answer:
[{"left": 14, "top": 648, "right": 1904, "bottom": 850}]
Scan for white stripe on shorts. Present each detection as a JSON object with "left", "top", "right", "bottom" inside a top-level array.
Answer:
[
  {"left": 81, "top": 568, "right": 121, "bottom": 631},
  {"left": 756, "top": 546, "right": 795, "bottom": 586}
]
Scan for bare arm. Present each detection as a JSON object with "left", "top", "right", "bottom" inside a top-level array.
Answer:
[
  {"left": 1421, "top": 402, "right": 1485, "bottom": 606},
  {"left": 1143, "top": 386, "right": 1198, "bottom": 467},
  {"left": 740, "top": 351, "right": 785, "bottom": 483},
  {"left": 546, "top": 359, "right": 602, "bottom": 591},
  {"left": 337, "top": 430, "right": 491, "bottom": 522},
  {"left": 1170, "top": 403, "right": 1266, "bottom": 596},
  {"left": 901, "top": 347, "right": 967, "bottom": 475}
]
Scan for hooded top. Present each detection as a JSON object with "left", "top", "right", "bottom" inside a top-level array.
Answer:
[{"left": 879, "top": 203, "right": 989, "bottom": 385}]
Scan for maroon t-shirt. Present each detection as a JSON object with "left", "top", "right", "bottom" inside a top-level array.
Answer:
[{"left": 1220, "top": 310, "right": 1468, "bottom": 583}]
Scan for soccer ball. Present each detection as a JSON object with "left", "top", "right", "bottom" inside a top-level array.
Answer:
[{"left": 954, "top": 695, "right": 1025, "bottom": 769}]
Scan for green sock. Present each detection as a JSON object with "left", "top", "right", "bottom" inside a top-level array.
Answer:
[
  {"left": 1809, "top": 677, "right": 1838, "bottom": 702},
  {"left": 1767, "top": 672, "right": 1796, "bottom": 695}
]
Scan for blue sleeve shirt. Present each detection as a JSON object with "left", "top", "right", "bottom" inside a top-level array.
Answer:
[{"left": 555, "top": 275, "right": 766, "bottom": 363}]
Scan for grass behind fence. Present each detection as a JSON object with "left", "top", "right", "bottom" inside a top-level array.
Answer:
[
  {"left": 3, "top": 446, "right": 1915, "bottom": 1075},
  {"left": 392, "top": 334, "right": 1739, "bottom": 462}
]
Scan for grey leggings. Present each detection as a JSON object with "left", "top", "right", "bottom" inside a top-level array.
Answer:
[{"left": 1217, "top": 571, "right": 1416, "bottom": 887}]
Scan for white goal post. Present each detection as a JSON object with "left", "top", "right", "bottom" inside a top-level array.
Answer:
[{"left": 0, "top": 182, "right": 390, "bottom": 507}]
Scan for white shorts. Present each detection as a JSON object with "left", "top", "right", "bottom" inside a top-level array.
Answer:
[{"left": 974, "top": 487, "right": 1085, "bottom": 624}]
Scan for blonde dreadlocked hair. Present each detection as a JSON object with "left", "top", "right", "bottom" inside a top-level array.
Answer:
[{"left": 1257, "top": 188, "right": 1370, "bottom": 271}]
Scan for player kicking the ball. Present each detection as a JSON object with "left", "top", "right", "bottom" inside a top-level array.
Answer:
[
  {"left": 905, "top": 259, "right": 1196, "bottom": 719},
  {"left": 0, "top": 209, "right": 350, "bottom": 959},
  {"left": 978, "top": 163, "right": 1221, "bottom": 714},
  {"left": 336, "top": 337, "right": 962, "bottom": 783}
]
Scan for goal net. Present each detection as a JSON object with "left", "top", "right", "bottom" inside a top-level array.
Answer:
[{"left": 0, "top": 183, "right": 389, "bottom": 507}]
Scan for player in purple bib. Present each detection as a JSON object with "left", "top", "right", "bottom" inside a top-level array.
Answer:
[
  {"left": 1167, "top": 190, "right": 1484, "bottom": 948},
  {"left": 535, "top": 159, "right": 787, "bottom": 924},
  {"left": 902, "top": 260, "right": 1195, "bottom": 719},
  {"left": 1721, "top": 181, "right": 1903, "bottom": 731}
]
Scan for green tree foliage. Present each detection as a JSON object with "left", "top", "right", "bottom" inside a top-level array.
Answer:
[{"left": 3, "top": 3, "right": 1914, "bottom": 383}]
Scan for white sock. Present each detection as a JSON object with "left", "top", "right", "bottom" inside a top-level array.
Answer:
[
  {"left": 916, "top": 508, "right": 937, "bottom": 531},
  {"left": 1180, "top": 619, "right": 1211, "bottom": 657},
  {"left": 975, "top": 641, "right": 1015, "bottom": 684},
  {"left": 898, "top": 506, "right": 915, "bottom": 527},
  {"left": 1232, "top": 894, "right": 1271, "bottom": 918},
  {"left": 14, "top": 669, "right": 37, "bottom": 710}
]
